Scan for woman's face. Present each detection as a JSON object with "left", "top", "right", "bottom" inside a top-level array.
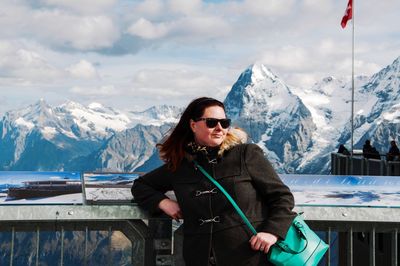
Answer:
[{"left": 190, "top": 105, "right": 229, "bottom": 147}]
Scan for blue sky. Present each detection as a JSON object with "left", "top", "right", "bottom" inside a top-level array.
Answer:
[{"left": 0, "top": 0, "right": 399, "bottom": 114}]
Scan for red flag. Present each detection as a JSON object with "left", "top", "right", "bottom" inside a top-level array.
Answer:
[{"left": 341, "top": 0, "right": 353, "bottom": 28}]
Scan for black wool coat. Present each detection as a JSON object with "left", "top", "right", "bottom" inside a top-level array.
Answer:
[{"left": 132, "top": 143, "right": 296, "bottom": 266}]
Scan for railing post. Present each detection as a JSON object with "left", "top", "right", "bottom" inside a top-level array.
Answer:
[
  {"left": 60, "top": 226, "right": 64, "bottom": 266},
  {"left": 10, "top": 226, "right": 14, "bottom": 266},
  {"left": 348, "top": 155, "right": 352, "bottom": 175},
  {"left": 360, "top": 157, "right": 363, "bottom": 175},
  {"left": 392, "top": 229, "right": 398, "bottom": 266},
  {"left": 331, "top": 153, "right": 337, "bottom": 175},
  {"left": 108, "top": 226, "right": 112, "bottom": 266},
  {"left": 327, "top": 227, "right": 331, "bottom": 266},
  {"left": 362, "top": 158, "right": 366, "bottom": 175},
  {"left": 380, "top": 160, "right": 386, "bottom": 176},
  {"left": 148, "top": 218, "right": 172, "bottom": 266},
  {"left": 84, "top": 226, "right": 88, "bottom": 266},
  {"left": 369, "top": 227, "right": 375, "bottom": 266},
  {"left": 347, "top": 227, "right": 353, "bottom": 266},
  {"left": 36, "top": 226, "right": 40, "bottom": 266}
]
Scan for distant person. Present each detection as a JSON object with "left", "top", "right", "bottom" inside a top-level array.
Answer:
[
  {"left": 370, "top": 147, "right": 381, "bottom": 160},
  {"left": 362, "top": 140, "right": 374, "bottom": 159},
  {"left": 363, "top": 139, "right": 376, "bottom": 159},
  {"left": 363, "top": 139, "right": 380, "bottom": 159},
  {"left": 387, "top": 140, "right": 400, "bottom": 161},
  {"left": 337, "top": 144, "right": 350, "bottom": 155}
]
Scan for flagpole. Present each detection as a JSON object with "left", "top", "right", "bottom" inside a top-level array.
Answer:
[{"left": 350, "top": 0, "right": 355, "bottom": 157}]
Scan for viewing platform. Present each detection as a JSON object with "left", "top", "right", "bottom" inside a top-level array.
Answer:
[
  {"left": 1, "top": 169, "right": 400, "bottom": 265},
  {"left": 1, "top": 203, "right": 400, "bottom": 265},
  {"left": 331, "top": 152, "right": 400, "bottom": 176}
]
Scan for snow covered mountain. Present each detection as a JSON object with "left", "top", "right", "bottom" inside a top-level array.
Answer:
[
  {"left": 69, "top": 123, "right": 171, "bottom": 172},
  {"left": 349, "top": 57, "right": 400, "bottom": 153},
  {"left": 1, "top": 56, "right": 399, "bottom": 174},
  {"left": 0, "top": 100, "right": 179, "bottom": 171},
  {"left": 224, "top": 57, "right": 400, "bottom": 173},
  {"left": 294, "top": 57, "right": 400, "bottom": 173},
  {"left": 224, "top": 64, "right": 316, "bottom": 173},
  {"left": 289, "top": 75, "right": 370, "bottom": 172},
  {"left": 128, "top": 105, "right": 182, "bottom": 126}
]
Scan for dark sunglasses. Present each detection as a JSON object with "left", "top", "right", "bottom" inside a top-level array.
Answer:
[{"left": 194, "top": 118, "right": 231, "bottom": 129}]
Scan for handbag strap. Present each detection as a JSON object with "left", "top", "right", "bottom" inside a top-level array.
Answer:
[
  {"left": 193, "top": 160, "right": 257, "bottom": 235},
  {"left": 194, "top": 160, "right": 308, "bottom": 255}
]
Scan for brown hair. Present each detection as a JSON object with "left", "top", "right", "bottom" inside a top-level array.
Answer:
[{"left": 157, "top": 97, "right": 226, "bottom": 171}]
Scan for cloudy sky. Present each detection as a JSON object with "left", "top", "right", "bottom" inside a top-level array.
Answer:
[{"left": 0, "top": 0, "right": 399, "bottom": 114}]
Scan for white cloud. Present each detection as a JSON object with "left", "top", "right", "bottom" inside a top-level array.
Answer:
[
  {"left": 67, "top": 60, "right": 98, "bottom": 79},
  {"left": 131, "top": 68, "right": 224, "bottom": 97},
  {"left": 135, "top": 0, "right": 165, "bottom": 17},
  {"left": 41, "top": 0, "right": 117, "bottom": 14},
  {"left": 288, "top": 73, "right": 321, "bottom": 89},
  {"left": 127, "top": 18, "right": 169, "bottom": 40},
  {"left": 242, "top": 0, "right": 296, "bottom": 16},
  {"left": 0, "top": 40, "right": 63, "bottom": 82},
  {"left": 260, "top": 46, "right": 311, "bottom": 72},
  {"left": 31, "top": 10, "right": 120, "bottom": 50},
  {"left": 175, "top": 16, "right": 231, "bottom": 39},
  {"left": 127, "top": 15, "right": 230, "bottom": 41},
  {"left": 335, "top": 59, "right": 381, "bottom": 77},
  {"left": 0, "top": 2, "right": 119, "bottom": 51},
  {"left": 168, "top": 0, "right": 202, "bottom": 15},
  {"left": 0, "top": 0, "right": 399, "bottom": 114},
  {"left": 70, "top": 85, "right": 118, "bottom": 96}
]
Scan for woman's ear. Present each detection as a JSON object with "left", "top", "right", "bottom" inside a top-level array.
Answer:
[{"left": 190, "top": 119, "right": 196, "bottom": 133}]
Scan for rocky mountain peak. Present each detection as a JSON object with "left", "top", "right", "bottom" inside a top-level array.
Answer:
[
  {"left": 225, "top": 63, "right": 300, "bottom": 120},
  {"left": 250, "top": 63, "right": 279, "bottom": 83}
]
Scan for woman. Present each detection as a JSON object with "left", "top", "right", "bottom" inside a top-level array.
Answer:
[{"left": 132, "top": 97, "right": 296, "bottom": 265}]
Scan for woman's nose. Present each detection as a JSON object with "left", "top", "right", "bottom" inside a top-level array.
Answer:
[{"left": 214, "top": 122, "right": 223, "bottom": 130}]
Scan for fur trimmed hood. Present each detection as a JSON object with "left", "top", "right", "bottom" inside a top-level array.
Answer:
[
  {"left": 185, "top": 127, "right": 248, "bottom": 162},
  {"left": 219, "top": 127, "right": 248, "bottom": 155}
]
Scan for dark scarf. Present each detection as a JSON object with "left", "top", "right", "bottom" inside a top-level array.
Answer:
[{"left": 186, "top": 142, "right": 220, "bottom": 164}]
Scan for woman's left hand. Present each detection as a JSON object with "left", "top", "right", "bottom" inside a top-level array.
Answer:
[{"left": 249, "top": 232, "right": 278, "bottom": 254}]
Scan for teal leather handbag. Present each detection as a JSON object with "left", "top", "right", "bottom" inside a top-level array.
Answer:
[
  {"left": 267, "top": 215, "right": 329, "bottom": 266},
  {"left": 194, "top": 161, "right": 329, "bottom": 266}
]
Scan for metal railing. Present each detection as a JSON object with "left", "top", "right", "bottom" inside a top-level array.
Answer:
[
  {"left": 331, "top": 153, "right": 400, "bottom": 176},
  {"left": 1, "top": 204, "right": 400, "bottom": 265}
]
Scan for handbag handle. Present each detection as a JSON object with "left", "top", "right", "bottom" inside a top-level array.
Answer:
[
  {"left": 194, "top": 160, "right": 308, "bottom": 255},
  {"left": 274, "top": 218, "right": 308, "bottom": 254}
]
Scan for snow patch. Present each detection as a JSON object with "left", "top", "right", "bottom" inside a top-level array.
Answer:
[
  {"left": 15, "top": 117, "right": 34, "bottom": 129},
  {"left": 42, "top": 126, "right": 57, "bottom": 139},
  {"left": 88, "top": 102, "right": 104, "bottom": 109}
]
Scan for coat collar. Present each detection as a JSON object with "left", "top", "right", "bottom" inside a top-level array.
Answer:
[{"left": 184, "top": 127, "right": 247, "bottom": 163}]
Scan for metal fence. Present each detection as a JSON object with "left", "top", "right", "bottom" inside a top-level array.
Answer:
[
  {"left": 331, "top": 153, "right": 400, "bottom": 176},
  {"left": 1, "top": 205, "right": 400, "bottom": 266}
]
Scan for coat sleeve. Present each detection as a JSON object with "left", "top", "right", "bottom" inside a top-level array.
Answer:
[
  {"left": 131, "top": 164, "right": 173, "bottom": 215},
  {"left": 243, "top": 144, "right": 296, "bottom": 239}
]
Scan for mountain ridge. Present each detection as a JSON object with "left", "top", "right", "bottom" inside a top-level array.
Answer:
[{"left": 1, "top": 56, "right": 400, "bottom": 173}]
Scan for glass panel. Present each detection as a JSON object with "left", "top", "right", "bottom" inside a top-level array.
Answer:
[
  {"left": 110, "top": 231, "right": 132, "bottom": 266},
  {"left": 13, "top": 232, "right": 37, "bottom": 265},
  {"left": 0, "top": 231, "right": 12, "bottom": 265},
  {"left": 37, "top": 231, "right": 61, "bottom": 266},
  {"left": 86, "top": 230, "right": 109, "bottom": 266},
  {"left": 62, "top": 231, "right": 86, "bottom": 266}
]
